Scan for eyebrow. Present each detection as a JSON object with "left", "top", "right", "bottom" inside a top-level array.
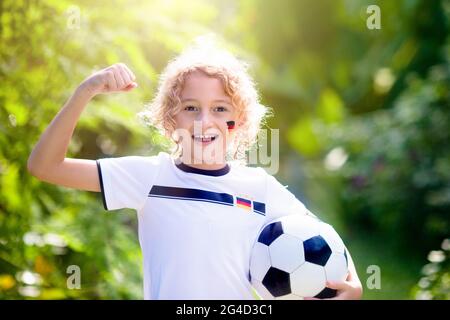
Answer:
[{"left": 181, "top": 98, "right": 232, "bottom": 104}]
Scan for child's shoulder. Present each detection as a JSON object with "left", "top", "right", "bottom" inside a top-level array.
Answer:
[
  {"left": 100, "top": 151, "right": 170, "bottom": 169},
  {"left": 229, "top": 161, "right": 270, "bottom": 179},
  {"left": 230, "top": 163, "right": 291, "bottom": 192}
]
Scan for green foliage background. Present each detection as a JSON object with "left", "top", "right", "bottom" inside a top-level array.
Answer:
[{"left": 0, "top": 0, "right": 448, "bottom": 299}]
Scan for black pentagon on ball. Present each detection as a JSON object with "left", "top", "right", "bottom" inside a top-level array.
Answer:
[
  {"left": 303, "top": 235, "right": 332, "bottom": 266},
  {"left": 262, "top": 267, "right": 291, "bottom": 297},
  {"left": 314, "top": 287, "right": 337, "bottom": 299},
  {"left": 258, "top": 221, "right": 283, "bottom": 246}
]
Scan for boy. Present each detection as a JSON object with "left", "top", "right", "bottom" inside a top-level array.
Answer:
[{"left": 27, "top": 45, "right": 362, "bottom": 300}]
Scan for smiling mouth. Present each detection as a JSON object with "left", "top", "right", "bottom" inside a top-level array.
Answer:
[{"left": 191, "top": 134, "right": 218, "bottom": 143}]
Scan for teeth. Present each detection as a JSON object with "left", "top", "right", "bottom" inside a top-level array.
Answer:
[{"left": 193, "top": 135, "right": 217, "bottom": 139}]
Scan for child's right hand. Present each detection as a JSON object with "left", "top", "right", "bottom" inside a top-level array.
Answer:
[{"left": 78, "top": 63, "right": 138, "bottom": 97}]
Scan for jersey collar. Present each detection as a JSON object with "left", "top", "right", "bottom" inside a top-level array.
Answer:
[{"left": 175, "top": 161, "right": 230, "bottom": 176}]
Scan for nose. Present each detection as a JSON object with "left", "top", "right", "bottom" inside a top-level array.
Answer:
[{"left": 197, "top": 109, "right": 213, "bottom": 129}]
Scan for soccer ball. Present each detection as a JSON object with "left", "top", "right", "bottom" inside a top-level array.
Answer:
[{"left": 250, "top": 214, "right": 348, "bottom": 299}]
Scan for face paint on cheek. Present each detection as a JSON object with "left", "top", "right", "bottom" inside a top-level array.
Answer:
[{"left": 226, "top": 121, "right": 235, "bottom": 131}]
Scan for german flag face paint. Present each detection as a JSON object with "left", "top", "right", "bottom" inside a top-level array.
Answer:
[{"left": 226, "top": 120, "right": 235, "bottom": 131}]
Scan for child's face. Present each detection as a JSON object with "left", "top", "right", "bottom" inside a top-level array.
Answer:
[{"left": 173, "top": 71, "right": 238, "bottom": 166}]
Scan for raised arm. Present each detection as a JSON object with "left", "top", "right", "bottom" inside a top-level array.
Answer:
[{"left": 27, "top": 63, "right": 137, "bottom": 192}]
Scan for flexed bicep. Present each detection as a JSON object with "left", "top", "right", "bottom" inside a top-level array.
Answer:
[{"left": 33, "top": 158, "right": 100, "bottom": 192}]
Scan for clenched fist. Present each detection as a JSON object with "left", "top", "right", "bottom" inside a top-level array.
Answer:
[{"left": 79, "top": 63, "right": 138, "bottom": 97}]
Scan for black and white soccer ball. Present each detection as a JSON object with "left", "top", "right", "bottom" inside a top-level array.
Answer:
[{"left": 250, "top": 214, "right": 349, "bottom": 299}]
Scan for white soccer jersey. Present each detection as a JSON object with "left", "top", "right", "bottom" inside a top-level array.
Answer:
[{"left": 96, "top": 152, "right": 310, "bottom": 300}]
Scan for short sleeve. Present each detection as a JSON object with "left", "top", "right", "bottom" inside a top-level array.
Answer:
[
  {"left": 96, "top": 153, "right": 164, "bottom": 211},
  {"left": 265, "top": 174, "right": 315, "bottom": 223}
]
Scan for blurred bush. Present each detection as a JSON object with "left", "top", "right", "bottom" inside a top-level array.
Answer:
[
  {"left": 412, "top": 238, "right": 450, "bottom": 299},
  {"left": 0, "top": 0, "right": 170, "bottom": 299},
  {"left": 325, "top": 60, "right": 450, "bottom": 251}
]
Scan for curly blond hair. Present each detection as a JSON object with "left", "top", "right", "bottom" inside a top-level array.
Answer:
[{"left": 138, "top": 41, "right": 270, "bottom": 162}]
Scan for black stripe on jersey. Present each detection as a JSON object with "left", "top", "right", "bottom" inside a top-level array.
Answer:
[
  {"left": 149, "top": 185, "right": 234, "bottom": 206},
  {"left": 148, "top": 185, "right": 266, "bottom": 215},
  {"left": 253, "top": 201, "right": 266, "bottom": 216}
]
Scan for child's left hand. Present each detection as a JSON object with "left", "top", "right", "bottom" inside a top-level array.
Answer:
[
  {"left": 323, "top": 279, "right": 363, "bottom": 300},
  {"left": 304, "top": 275, "right": 363, "bottom": 300}
]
